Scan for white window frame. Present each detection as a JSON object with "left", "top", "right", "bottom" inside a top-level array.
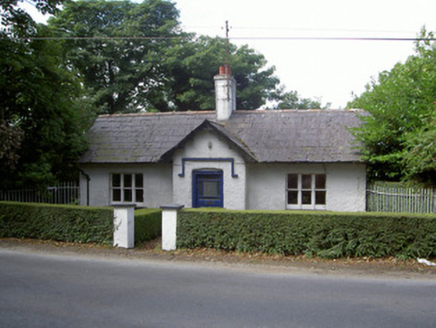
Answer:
[
  {"left": 110, "top": 173, "right": 144, "bottom": 205},
  {"left": 286, "top": 173, "right": 326, "bottom": 210}
]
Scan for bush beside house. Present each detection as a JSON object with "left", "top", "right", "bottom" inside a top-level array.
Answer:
[
  {"left": 0, "top": 201, "right": 114, "bottom": 244},
  {"left": 177, "top": 209, "right": 436, "bottom": 259}
]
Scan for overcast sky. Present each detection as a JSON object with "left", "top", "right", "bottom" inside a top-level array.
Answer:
[
  {"left": 174, "top": 0, "right": 436, "bottom": 108},
  {"left": 26, "top": 0, "right": 436, "bottom": 109}
]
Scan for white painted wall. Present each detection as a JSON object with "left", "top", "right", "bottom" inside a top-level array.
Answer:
[
  {"left": 172, "top": 129, "right": 247, "bottom": 210},
  {"left": 79, "top": 145, "right": 365, "bottom": 212},
  {"left": 79, "top": 164, "right": 172, "bottom": 207},
  {"left": 247, "top": 163, "right": 366, "bottom": 212},
  {"left": 326, "top": 163, "right": 367, "bottom": 212}
]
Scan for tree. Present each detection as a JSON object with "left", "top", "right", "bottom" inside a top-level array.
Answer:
[
  {"left": 47, "top": 0, "right": 183, "bottom": 114},
  {"left": 402, "top": 118, "right": 436, "bottom": 186},
  {"left": 400, "top": 32, "right": 436, "bottom": 186},
  {"left": 274, "top": 89, "right": 323, "bottom": 110},
  {"left": 49, "top": 1, "right": 322, "bottom": 113},
  {"left": 1, "top": 1, "right": 94, "bottom": 188},
  {"left": 161, "top": 36, "right": 282, "bottom": 111},
  {"left": 347, "top": 28, "right": 436, "bottom": 183},
  {"left": 1, "top": 0, "right": 63, "bottom": 37}
]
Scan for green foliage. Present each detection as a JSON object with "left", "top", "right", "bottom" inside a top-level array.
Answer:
[
  {"left": 348, "top": 28, "right": 436, "bottom": 183},
  {"left": 0, "top": 201, "right": 114, "bottom": 244},
  {"left": 162, "top": 36, "right": 282, "bottom": 111},
  {"left": 47, "top": 0, "right": 183, "bottom": 114},
  {"left": 275, "top": 90, "right": 323, "bottom": 110},
  {"left": 1, "top": 1, "right": 96, "bottom": 189},
  {"left": 401, "top": 113, "right": 436, "bottom": 186},
  {"left": 177, "top": 209, "right": 436, "bottom": 259},
  {"left": 1, "top": 0, "right": 64, "bottom": 37},
  {"left": 47, "top": 2, "right": 322, "bottom": 113},
  {"left": 134, "top": 208, "right": 161, "bottom": 245}
]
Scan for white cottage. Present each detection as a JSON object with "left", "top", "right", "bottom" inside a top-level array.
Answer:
[{"left": 78, "top": 68, "right": 366, "bottom": 212}]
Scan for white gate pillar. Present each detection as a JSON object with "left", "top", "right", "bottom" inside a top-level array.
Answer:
[
  {"left": 160, "top": 204, "right": 184, "bottom": 251},
  {"left": 113, "top": 205, "right": 135, "bottom": 248}
]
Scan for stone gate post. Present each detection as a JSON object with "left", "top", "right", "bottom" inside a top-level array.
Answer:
[{"left": 160, "top": 204, "right": 184, "bottom": 251}]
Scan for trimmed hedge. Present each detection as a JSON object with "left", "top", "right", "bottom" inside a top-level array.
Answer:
[
  {"left": 177, "top": 209, "right": 436, "bottom": 259},
  {"left": 134, "top": 208, "right": 162, "bottom": 245},
  {"left": 0, "top": 201, "right": 114, "bottom": 244}
]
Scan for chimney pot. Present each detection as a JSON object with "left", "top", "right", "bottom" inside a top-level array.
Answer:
[{"left": 219, "top": 65, "right": 231, "bottom": 76}]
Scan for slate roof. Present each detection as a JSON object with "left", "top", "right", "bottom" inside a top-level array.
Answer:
[{"left": 79, "top": 109, "right": 364, "bottom": 164}]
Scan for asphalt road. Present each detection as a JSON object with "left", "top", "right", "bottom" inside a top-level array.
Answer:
[{"left": 1, "top": 248, "right": 435, "bottom": 328}]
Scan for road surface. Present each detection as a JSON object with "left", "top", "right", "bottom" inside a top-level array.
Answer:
[{"left": 0, "top": 248, "right": 435, "bottom": 327}]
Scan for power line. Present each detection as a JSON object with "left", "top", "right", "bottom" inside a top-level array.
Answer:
[
  {"left": 23, "top": 35, "right": 435, "bottom": 42},
  {"left": 22, "top": 36, "right": 190, "bottom": 40},
  {"left": 230, "top": 36, "right": 436, "bottom": 42}
]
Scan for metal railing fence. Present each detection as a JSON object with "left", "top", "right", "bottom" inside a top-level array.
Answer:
[{"left": 0, "top": 182, "right": 80, "bottom": 205}]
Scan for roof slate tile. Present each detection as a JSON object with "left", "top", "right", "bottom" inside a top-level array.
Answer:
[{"left": 79, "top": 110, "right": 364, "bottom": 164}]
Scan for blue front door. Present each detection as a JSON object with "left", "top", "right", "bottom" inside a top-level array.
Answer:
[{"left": 193, "top": 171, "right": 223, "bottom": 208}]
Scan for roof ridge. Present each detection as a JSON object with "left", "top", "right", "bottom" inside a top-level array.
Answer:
[
  {"left": 98, "top": 110, "right": 215, "bottom": 118},
  {"left": 97, "top": 109, "right": 364, "bottom": 118},
  {"left": 233, "top": 109, "right": 363, "bottom": 114}
]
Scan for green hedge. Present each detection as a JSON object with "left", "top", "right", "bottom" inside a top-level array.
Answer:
[
  {"left": 177, "top": 209, "right": 436, "bottom": 259},
  {"left": 135, "top": 208, "right": 162, "bottom": 245},
  {"left": 0, "top": 201, "right": 114, "bottom": 244}
]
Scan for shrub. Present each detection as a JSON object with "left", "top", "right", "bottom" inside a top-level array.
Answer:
[
  {"left": 135, "top": 208, "right": 162, "bottom": 245},
  {"left": 177, "top": 209, "right": 436, "bottom": 259},
  {"left": 0, "top": 201, "right": 114, "bottom": 244}
]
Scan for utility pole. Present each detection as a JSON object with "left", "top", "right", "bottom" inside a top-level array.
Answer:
[{"left": 225, "top": 20, "right": 230, "bottom": 74}]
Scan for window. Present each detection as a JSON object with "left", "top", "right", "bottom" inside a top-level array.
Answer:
[
  {"left": 111, "top": 173, "right": 144, "bottom": 203},
  {"left": 287, "top": 174, "right": 326, "bottom": 210}
]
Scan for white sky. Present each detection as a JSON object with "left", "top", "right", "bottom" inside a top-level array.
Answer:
[
  {"left": 174, "top": 0, "right": 436, "bottom": 108},
  {"left": 24, "top": 0, "right": 436, "bottom": 109}
]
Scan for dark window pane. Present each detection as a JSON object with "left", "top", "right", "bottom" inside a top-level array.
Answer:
[
  {"left": 202, "top": 181, "right": 219, "bottom": 198},
  {"left": 287, "top": 191, "right": 298, "bottom": 204},
  {"left": 112, "top": 174, "right": 121, "bottom": 187},
  {"left": 316, "top": 191, "right": 326, "bottom": 205},
  {"left": 124, "top": 174, "right": 132, "bottom": 188},
  {"left": 112, "top": 189, "right": 121, "bottom": 202},
  {"left": 302, "top": 191, "right": 312, "bottom": 204},
  {"left": 287, "top": 174, "right": 298, "bottom": 189},
  {"left": 316, "top": 174, "right": 326, "bottom": 189},
  {"left": 124, "top": 189, "right": 132, "bottom": 202},
  {"left": 136, "top": 189, "right": 144, "bottom": 202},
  {"left": 135, "top": 174, "right": 143, "bottom": 188},
  {"left": 302, "top": 175, "right": 312, "bottom": 189}
]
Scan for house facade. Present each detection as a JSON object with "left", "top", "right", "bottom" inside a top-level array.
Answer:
[{"left": 79, "top": 69, "right": 366, "bottom": 212}]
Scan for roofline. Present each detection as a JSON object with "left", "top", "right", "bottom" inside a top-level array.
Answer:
[
  {"left": 94, "top": 109, "right": 365, "bottom": 119},
  {"left": 232, "top": 109, "right": 365, "bottom": 114},
  {"left": 97, "top": 110, "right": 215, "bottom": 118}
]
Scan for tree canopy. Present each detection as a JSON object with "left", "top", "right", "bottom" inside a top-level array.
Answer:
[
  {"left": 347, "top": 28, "right": 436, "bottom": 185},
  {"left": 1, "top": 0, "right": 63, "bottom": 36},
  {"left": 1, "top": 0, "right": 94, "bottom": 188},
  {"left": 48, "top": 0, "right": 183, "bottom": 114},
  {"left": 1, "top": 0, "right": 323, "bottom": 189},
  {"left": 47, "top": 0, "right": 321, "bottom": 114},
  {"left": 161, "top": 35, "right": 284, "bottom": 111}
]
